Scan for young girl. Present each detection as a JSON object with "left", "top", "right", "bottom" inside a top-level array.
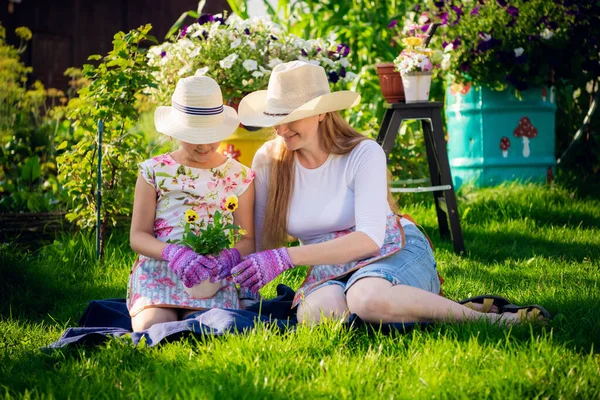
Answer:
[{"left": 127, "top": 76, "right": 256, "bottom": 332}]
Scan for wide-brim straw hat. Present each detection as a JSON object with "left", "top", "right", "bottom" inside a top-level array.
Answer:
[
  {"left": 238, "top": 61, "right": 360, "bottom": 127},
  {"left": 155, "top": 76, "right": 239, "bottom": 144}
]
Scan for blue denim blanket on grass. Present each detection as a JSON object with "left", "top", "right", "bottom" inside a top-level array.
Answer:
[{"left": 46, "top": 284, "right": 423, "bottom": 348}]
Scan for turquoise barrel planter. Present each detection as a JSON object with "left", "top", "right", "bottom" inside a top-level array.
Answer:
[{"left": 445, "top": 84, "right": 556, "bottom": 189}]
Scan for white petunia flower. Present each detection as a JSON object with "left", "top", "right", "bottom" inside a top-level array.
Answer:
[
  {"left": 268, "top": 58, "right": 283, "bottom": 68},
  {"left": 340, "top": 58, "right": 350, "bottom": 68},
  {"left": 195, "top": 67, "right": 209, "bottom": 76},
  {"left": 219, "top": 53, "right": 238, "bottom": 69},
  {"left": 251, "top": 71, "right": 264, "bottom": 78},
  {"left": 444, "top": 43, "right": 454, "bottom": 53},
  {"left": 242, "top": 59, "right": 258, "bottom": 71},
  {"left": 345, "top": 72, "right": 357, "bottom": 81},
  {"left": 541, "top": 28, "right": 553, "bottom": 40},
  {"left": 441, "top": 54, "right": 451, "bottom": 70},
  {"left": 514, "top": 47, "right": 524, "bottom": 57},
  {"left": 308, "top": 60, "right": 321, "bottom": 66},
  {"left": 178, "top": 65, "right": 192, "bottom": 76},
  {"left": 230, "top": 38, "right": 242, "bottom": 49}
]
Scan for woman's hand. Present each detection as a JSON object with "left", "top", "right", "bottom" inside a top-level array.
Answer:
[
  {"left": 231, "top": 247, "right": 294, "bottom": 294},
  {"left": 161, "top": 244, "right": 217, "bottom": 288}
]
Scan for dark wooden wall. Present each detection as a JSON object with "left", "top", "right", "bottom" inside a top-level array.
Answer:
[{"left": 1, "top": 0, "right": 230, "bottom": 90}]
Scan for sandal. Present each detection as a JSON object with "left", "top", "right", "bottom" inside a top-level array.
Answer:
[
  {"left": 459, "top": 295, "right": 511, "bottom": 314},
  {"left": 501, "top": 304, "right": 552, "bottom": 323}
]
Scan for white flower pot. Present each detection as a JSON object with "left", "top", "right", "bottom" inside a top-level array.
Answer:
[
  {"left": 184, "top": 279, "right": 222, "bottom": 299},
  {"left": 401, "top": 71, "right": 432, "bottom": 103}
]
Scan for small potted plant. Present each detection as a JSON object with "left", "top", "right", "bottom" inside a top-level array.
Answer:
[
  {"left": 393, "top": 26, "right": 451, "bottom": 103},
  {"left": 170, "top": 195, "right": 246, "bottom": 298}
]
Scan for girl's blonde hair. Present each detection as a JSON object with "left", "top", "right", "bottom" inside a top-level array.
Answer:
[{"left": 262, "top": 112, "right": 398, "bottom": 249}]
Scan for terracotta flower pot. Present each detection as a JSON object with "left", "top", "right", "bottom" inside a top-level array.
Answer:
[{"left": 376, "top": 62, "right": 405, "bottom": 103}]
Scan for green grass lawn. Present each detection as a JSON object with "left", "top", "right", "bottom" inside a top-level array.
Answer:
[{"left": 1, "top": 183, "right": 599, "bottom": 399}]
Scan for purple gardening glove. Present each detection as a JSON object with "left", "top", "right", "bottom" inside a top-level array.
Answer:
[
  {"left": 161, "top": 244, "right": 217, "bottom": 288},
  {"left": 204, "top": 248, "right": 242, "bottom": 282},
  {"left": 231, "top": 247, "right": 294, "bottom": 294}
]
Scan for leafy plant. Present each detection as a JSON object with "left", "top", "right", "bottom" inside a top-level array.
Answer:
[
  {"left": 57, "top": 25, "right": 157, "bottom": 254},
  {"left": 0, "top": 24, "right": 75, "bottom": 212},
  {"left": 147, "top": 8, "right": 354, "bottom": 106},
  {"left": 172, "top": 197, "right": 245, "bottom": 255}
]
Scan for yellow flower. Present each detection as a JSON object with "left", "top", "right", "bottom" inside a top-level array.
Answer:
[
  {"left": 225, "top": 195, "right": 239, "bottom": 212},
  {"left": 185, "top": 209, "right": 198, "bottom": 223},
  {"left": 238, "top": 228, "right": 247, "bottom": 235},
  {"left": 403, "top": 37, "right": 423, "bottom": 47}
]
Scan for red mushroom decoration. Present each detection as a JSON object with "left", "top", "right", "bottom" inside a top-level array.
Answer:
[
  {"left": 500, "top": 136, "right": 511, "bottom": 158},
  {"left": 513, "top": 117, "right": 538, "bottom": 158},
  {"left": 221, "top": 144, "right": 241, "bottom": 160}
]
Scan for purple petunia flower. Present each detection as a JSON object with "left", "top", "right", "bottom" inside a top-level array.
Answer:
[
  {"left": 440, "top": 12, "right": 449, "bottom": 25},
  {"left": 328, "top": 71, "right": 340, "bottom": 83},
  {"left": 496, "top": 0, "right": 507, "bottom": 7},
  {"left": 506, "top": 6, "right": 519, "bottom": 17},
  {"left": 452, "top": 37, "right": 461, "bottom": 49},
  {"left": 214, "top": 16, "right": 226, "bottom": 24},
  {"left": 421, "top": 24, "right": 430, "bottom": 32},
  {"left": 160, "top": 51, "right": 167, "bottom": 58},
  {"left": 340, "top": 66, "right": 347, "bottom": 78},
  {"left": 452, "top": 5, "right": 464, "bottom": 16},
  {"left": 415, "top": 5, "right": 420, "bottom": 12},
  {"left": 388, "top": 19, "right": 398, "bottom": 28},
  {"left": 301, "top": 49, "right": 308, "bottom": 57},
  {"left": 460, "top": 62, "right": 470, "bottom": 72},
  {"left": 271, "top": 35, "right": 278, "bottom": 40},
  {"left": 316, "top": 46, "right": 322, "bottom": 53},
  {"left": 198, "top": 14, "right": 214, "bottom": 25},
  {"left": 434, "top": 1, "right": 445, "bottom": 9},
  {"left": 180, "top": 25, "right": 188, "bottom": 38},
  {"left": 244, "top": 28, "right": 251, "bottom": 35},
  {"left": 471, "top": 6, "right": 480, "bottom": 16},
  {"left": 337, "top": 44, "right": 350, "bottom": 57},
  {"left": 506, "top": 19, "right": 517, "bottom": 28}
]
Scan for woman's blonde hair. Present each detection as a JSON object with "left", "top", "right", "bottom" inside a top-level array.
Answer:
[{"left": 262, "top": 112, "right": 398, "bottom": 249}]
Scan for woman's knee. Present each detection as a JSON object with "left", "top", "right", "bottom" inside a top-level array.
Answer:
[
  {"left": 346, "top": 278, "right": 394, "bottom": 322},
  {"left": 131, "top": 307, "right": 178, "bottom": 332},
  {"left": 297, "top": 285, "right": 349, "bottom": 325}
]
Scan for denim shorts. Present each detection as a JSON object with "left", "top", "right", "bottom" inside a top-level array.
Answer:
[{"left": 304, "top": 224, "right": 440, "bottom": 297}]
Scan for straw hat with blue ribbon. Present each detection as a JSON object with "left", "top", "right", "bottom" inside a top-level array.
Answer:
[{"left": 154, "top": 76, "right": 240, "bottom": 144}]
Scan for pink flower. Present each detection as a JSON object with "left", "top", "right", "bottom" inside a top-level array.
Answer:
[
  {"left": 138, "top": 274, "right": 149, "bottom": 281},
  {"left": 156, "top": 277, "right": 176, "bottom": 288},
  {"left": 243, "top": 170, "right": 256, "bottom": 184},
  {"left": 171, "top": 293, "right": 182, "bottom": 301},
  {"left": 207, "top": 180, "right": 220, "bottom": 191},
  {"left": 219, "top": 197, "right": 227, "bottom": 211},
  {"left": 130, "top": 293, "right": 141, "bottom": 305},
  {"left": 153, "top": 154, "right": 176, "bottom": 166},
  {"left": 223, "top": 301, "right": 233, "bottom": 309},
  {"left": 154, "top": 218, "right": 173, "bottom": 237},
  {"left": 146, "top": 283, "right": 158, "bottom": 289},
  {"left": 224, "top": 176, "right": 238, "bottom": 193}
]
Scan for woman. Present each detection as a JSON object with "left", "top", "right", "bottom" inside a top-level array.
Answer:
[{"left": 231, "top": 61, "right": 547, "bottom": 326}]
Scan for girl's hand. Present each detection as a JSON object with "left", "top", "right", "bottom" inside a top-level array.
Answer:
[
  {"left": 205, "top": 248, "right": 242, "bottom": 282},
  {"left": 231, "top": 247, "right": 294, "bottom": 294},
  {"left": 161, "top": 244, "right": 217, "bottom": 288}
]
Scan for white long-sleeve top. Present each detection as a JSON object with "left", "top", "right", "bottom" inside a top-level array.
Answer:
[{"left": 252, "top": 139, "right": 413, "bottom": 251}]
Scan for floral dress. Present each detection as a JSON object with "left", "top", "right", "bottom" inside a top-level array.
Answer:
[{"left": 127, "top": 153, "right": 255, "bottom": 317}]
